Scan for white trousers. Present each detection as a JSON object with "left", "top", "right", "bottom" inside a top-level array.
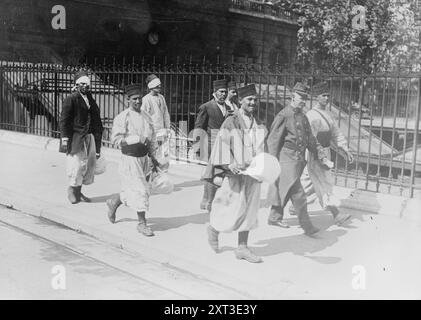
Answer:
[{"left": 66, "top": 134, "right": 96, "bottom": 187}]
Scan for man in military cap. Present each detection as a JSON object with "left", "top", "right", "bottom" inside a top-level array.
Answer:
[
  {"left": 289, "top": 81, "right": 354, "bottom": 225},
  {"left": 194, "top": 78, "right": 232, "bottom": 213},
  {"left": 266, "top": 82, "right": 325, "bottom": 235},
  {"left": 204, "top": 84, "right": 267, "bottom": 263},
  {"left": 59, "top": 70, "right": 104, "bottom": 204},
  {"left": 106, "top": 83, "right": 158, "bottom": 237},
  {"left": 141, "top": 74, "right": 171, "bottom": 170}
]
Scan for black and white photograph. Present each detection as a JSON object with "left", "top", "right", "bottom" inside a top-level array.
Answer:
[{"left": 0, "top": 0, "right": 421, "bottom": 303}]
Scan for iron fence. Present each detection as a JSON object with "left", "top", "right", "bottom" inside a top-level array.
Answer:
[{"left": 1, "top": 59, "right": 420, "bottom": 198}]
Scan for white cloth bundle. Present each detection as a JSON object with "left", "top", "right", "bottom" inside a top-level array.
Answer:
[
  {"left": 241, "top": 152, "right": 281, "bottom": 184},
  {"left": 94, "top": 155, "right": 107, "bottom": 175},
  {"left": 150, "top": 168, "right": 174, "bottom": 194}
]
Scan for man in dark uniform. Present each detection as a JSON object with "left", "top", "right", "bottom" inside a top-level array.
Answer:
[
  {"left": 194, "top": 79, "right": 232, "bottom": 212},
  {"left": 59, "top": 71, "right": 104, "bottom": 204},
  {"left": 225, "top": 80, "right": 239, "bottom": 113},
  {"left": 266, "top": 82, "right": 324, "bottom": 235}
]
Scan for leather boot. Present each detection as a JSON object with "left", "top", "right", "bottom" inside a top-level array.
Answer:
[
  {"left": 77, "top": 186, "right": 91, "bottom": 202},
  {"left": 298, "top": 209, "right": 320, "bottom": 236},
  {"left": 106, "top": 194, "right": 122, "bottom": 224},
  {"left": 268, "top": 205, "right": 289, "bottom": 228},
  {"left": 328, "top": 206, "right": 351, "bottom": 226},
  {"left": 67, "top": 186, "right": 79, "bottom": 204}
]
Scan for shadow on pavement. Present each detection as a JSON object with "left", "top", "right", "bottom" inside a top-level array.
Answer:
[
  {"left": 148, "top": 212, "right": 209, "bottom": 232},
  {"left": 90, "top": 193, "right": 117, "bottom": 203},
  {"left": 174, "top": 180, "right": 204, "bottom": 189},
  {"left": 253, "top": 229, "right": 347, "bottom": 262}
]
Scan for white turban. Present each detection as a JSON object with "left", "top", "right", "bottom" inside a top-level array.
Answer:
[
  {"left": 147, "top": 78, "right": 161, "bottom": 89},
  {"left": 75, "top": 75, "right": 91, "bottom": 86}
]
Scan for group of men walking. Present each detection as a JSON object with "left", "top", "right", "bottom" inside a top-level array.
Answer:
[
  {"left": 59, "top": 71, "right": 353, "bottom": 262},
  {"left": 59, "top": 72, "right": 170, "bottom": 236}
]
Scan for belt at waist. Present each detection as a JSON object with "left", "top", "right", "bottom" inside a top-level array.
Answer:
[
  {"left": 121, "top": 142, "right": 149, "bottom": 158},
  {"left": 283, "top": 142, "right": 305, "bottom": 153}
]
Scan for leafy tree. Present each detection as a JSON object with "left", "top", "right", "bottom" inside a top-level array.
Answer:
[{"left": 275, "top": 0, "right": 421, "bottom": 72}]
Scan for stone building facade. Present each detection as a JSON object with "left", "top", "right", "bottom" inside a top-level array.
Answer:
[{"left": 0, "top": 0, "right": 298, "bottom": 65}]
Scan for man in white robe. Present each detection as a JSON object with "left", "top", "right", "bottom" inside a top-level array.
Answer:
[
  {"left": 203, "top": 84, "right": 267, "bottom": 263},
  {"left": 141, "top": 74, "right": 171, "bottom": 170},
  {"left": 106, "top": 84, "right": 158, "bottom": 237},
  {"left": 290, "top": 82, "right": 354, "bottom": 225}
]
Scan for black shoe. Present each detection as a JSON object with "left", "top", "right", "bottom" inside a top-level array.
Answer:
[
  {"left": 106, "top": 195, "right": 122, "bottom": 224},
  {"left": 304, "top": 225, "right": 320, "bottom": 236},
  {"left": 333, "top": 212, "right": 351, "bottom": 226},
  {"left": 78, "top": 186, "right": 91, "bottom": 202},
  {"left": 268, "top": 220, "right": 290, "bottom": 228},
  {"left": 67, "top": 186, "right": 79, "bottom": 204}
]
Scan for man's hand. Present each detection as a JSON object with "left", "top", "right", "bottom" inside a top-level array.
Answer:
[
  {"left": 96, "top": 153, "right": 100, "bottom": 160},
  {"left": 120, "top": 139, "right": 128, "bottom": 147},
  {"left": 150, "top": 156, "right": 160, "bottom": 172},
  {"left": 228, "top": 163, "right": 241, "bottom": 174}
]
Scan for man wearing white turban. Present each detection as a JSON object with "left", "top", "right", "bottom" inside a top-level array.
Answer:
[
  {"left": 59, "top": 70, "right": 103, "bottom": 204},
  {"left": 141, "top": 74, "right": 171, "bottom": 170}
]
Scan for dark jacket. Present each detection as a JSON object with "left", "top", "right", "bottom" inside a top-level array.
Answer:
[
  {"left": 194, "top": 99, "right": 229, "bottom": 133},
  {"left": 266, "top": 106, "right": 320, "bottom": 206},
  {"left": 59, "top": 91, "right": 103, "bottom": 155},
  {"left": 194, "top": 99, "right": 232, "bottom": 161}
]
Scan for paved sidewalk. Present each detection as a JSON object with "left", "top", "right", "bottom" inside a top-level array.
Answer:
[{"left": 1, "top": 140, "right": 421, "bottom": 299}]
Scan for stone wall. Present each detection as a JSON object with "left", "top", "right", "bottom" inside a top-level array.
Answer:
[{"left": 0, "top": 0, "right": 298, "bottom": 65}]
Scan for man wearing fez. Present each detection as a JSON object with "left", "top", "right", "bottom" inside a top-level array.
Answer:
[
  {"left": 266, "top": 82, "right": 324, "bottom": 235},
  {"left": 106, "top": 84, "right": 158, "bottom": 237},
  {"left": 59, "top": 71, "right": 104, "bottom": 204},
  {"left": 203, "top": 84, "right": 267, "bottom": 263},
  {"left": 194, "top": 79, "right": 231, "bottom": 213},
  {"left": 141, "top": 74, "right": 171, "bottom": 170},
  {"left": 225, "top": 81, "right": 239, "bottom": 113},
  {"left": 289, "top": 81, "right": 354, "bottom": 225}
]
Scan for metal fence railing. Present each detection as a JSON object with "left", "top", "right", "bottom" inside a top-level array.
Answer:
[{"left": 1, "top": 59, "right": 420, "bottom": 198}]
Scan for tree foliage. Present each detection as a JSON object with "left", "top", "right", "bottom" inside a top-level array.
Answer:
[{"left": 276, "top": 0, "right": 421, "bottom": 72}]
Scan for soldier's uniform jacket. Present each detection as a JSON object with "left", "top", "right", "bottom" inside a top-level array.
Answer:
[
  {"left": 266, "top": 105, "right": 321, "bottom": 206},
  {"left": 60, "top": 91, "right": 104, "bottom": 155}
]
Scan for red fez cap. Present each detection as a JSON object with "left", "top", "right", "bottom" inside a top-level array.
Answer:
[
  {"left": 124, "top": 83, "right": 142, "bottom": 97},
  {"left": 213, "top": 79, "right": 227, "bottom": 91},
  {"left": 237, "top": 84, "right": 257, "bottom": 100},
  {"left": 228, "top": 81, "right": 237, "bottom": 90}
]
